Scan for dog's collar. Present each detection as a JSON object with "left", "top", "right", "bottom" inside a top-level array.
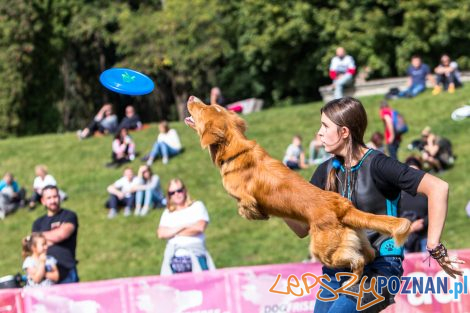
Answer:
[{"left": 219, "top": 147, "right": 251, "bottom": 166}]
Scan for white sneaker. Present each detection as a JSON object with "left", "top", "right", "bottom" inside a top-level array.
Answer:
[
  {"left": 140, "top": 206, "right": 150, "bottom": 216},
  {"left": 123, "top": 207, "right": 132, "bottom": 217},
  {"left": 162, "top": 156, "right": 169, "bottom": 165},
  {"left": 134, "top": 207, "right": 141, "bottom": 216},
  {"left": 107, "top": 208, "right": 117, "bottom": 219}
]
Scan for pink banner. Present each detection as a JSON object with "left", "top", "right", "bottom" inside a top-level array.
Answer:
[
  {"left": 127, "top": 271, "right": 232, "bottom": 313},
  {"left": 0, "top": 289, "right": 23, "bottom": 313},
  {"left": 230, "top": 262, "right": 321, "bottom": 313},
  {"left": 385, "top": 249, "right": 470, "bottom": 313},
  {"left": 1, "top": 249, "right": 469, "bottom": 312}
]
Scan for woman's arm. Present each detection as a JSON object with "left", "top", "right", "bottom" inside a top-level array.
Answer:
[
  {"left": 157, "top": 226, "right": 183, "bottom": 239},
  {"left": 417, "top": 173, "right": 464, "bottom": 276},
  {"left": 177, "top": 220, "right": 208, "bottom": 236},
  {"left": 417, "top": 173, "right": 448, "bottom": 248},
  {"left": 283, "top": 218, "right": 309, "bottom": 238}
]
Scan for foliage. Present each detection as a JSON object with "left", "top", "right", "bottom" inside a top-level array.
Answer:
[
  {"left": 0, "top": 87, "right": 469, "bottom": 281},
  {"left": 1, "top": 0, "right": 470, "bottom": 134}
]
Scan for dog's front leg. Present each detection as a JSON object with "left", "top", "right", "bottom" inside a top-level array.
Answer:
[{"left": 238, "top": 200, "right": 269, "bottom": 220}]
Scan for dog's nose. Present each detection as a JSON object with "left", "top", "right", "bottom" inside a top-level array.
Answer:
[{"left": 188, "top": 96, "right": 195, "bottom": 102}]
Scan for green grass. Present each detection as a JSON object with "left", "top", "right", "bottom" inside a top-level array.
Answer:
[{"left": 1, "top": 87, "right": 469, "bottom": 281}]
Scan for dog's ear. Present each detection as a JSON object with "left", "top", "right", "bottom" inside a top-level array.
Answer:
[
  {"left": 227, "top": 111, "right": 247, "bottom": 134},
  {"left": 234, "top": 116, "right": 247, "bottom": 134},
  {"left": 200, "top": 122, "right": 225, "bottom": 148}
]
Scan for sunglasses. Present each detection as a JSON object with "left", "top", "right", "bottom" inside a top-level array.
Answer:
[{"left": 168, "top": 187, "right": 185, "bottom": 196}]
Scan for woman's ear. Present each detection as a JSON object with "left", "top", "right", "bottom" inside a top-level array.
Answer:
[{"left": 340, "top": 126, "right": 350, "bottom": 139}]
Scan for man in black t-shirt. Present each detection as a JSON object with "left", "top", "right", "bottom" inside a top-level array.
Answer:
[
  {"left": 32, "top": 185, "right": 79, "bottom": 284},
  {"left": 117, "top": 105, "right": 142, "bottom": 132}
]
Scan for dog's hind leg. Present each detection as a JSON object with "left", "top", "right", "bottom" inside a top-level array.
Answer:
[
  {"left": 328, "top": 228, "right": 365, "bottom": 286},
  {"left": 357, "top": 230, "right": 376, "bottom": 265},
  {"left": 341, "top": 204, "right": 411, "bottom": 246}
]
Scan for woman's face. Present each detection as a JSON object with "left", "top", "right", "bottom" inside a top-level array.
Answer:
[
  {"left": 168, "top": 181, "right": 186, "bottom": 207},
  {"left": 318, "top": 113, "right": 347, "bottom": 155},
  {"left": 143, "top": 169, "right": 151, "bottom": 179}
]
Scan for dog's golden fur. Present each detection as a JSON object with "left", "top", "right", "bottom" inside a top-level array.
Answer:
[{"left": 185, "top": 96, "right": 411, "bottom": 282}]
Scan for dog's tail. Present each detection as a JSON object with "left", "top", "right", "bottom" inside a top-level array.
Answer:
[{"left": 341, "top": 205, "right": 411, "bottom": 246}]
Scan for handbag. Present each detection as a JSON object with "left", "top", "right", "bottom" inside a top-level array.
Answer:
[{"left": 170, "top": 249, "right": 192, "bottom": 274}]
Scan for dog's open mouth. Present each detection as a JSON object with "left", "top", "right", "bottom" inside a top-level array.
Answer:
[{"left": 184, "top": 116, "right": 195, "bottom": 127}]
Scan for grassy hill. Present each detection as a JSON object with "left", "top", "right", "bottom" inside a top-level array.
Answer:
[{"left": 1, "top": 87, "right": 469, "bottom": 281}]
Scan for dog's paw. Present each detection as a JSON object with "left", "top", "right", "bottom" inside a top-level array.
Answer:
[{"left": 238, "top": 206, "right": 269, "bottom": 220}]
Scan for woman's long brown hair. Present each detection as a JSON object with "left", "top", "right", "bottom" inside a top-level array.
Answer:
[{"left": 320, "top": 97, "right": 368, "bottom": 193}]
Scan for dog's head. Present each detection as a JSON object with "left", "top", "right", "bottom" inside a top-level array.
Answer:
[{"left": 185, "top": 96, "right": 247, "bottom": 149}]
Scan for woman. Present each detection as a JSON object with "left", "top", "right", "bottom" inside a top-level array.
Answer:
[
  {"left": 107, "top": 128, "right": 135, "bottom": 167},
  {"left": 157, "top": 178, "right": 215, "bottom": 275},
  {"left": 146, "top": 121, "right": 182, "bottom": 166},
  {"left": 77, "top": 103, "right": 118, "bottom": 139},
  {"left": 282, "top": 135, "right": 309, "bottom": 170},
  {"left": 284, "top": 97, "right": 463, "bottom": 312},
  {"left": 133, "top": 165, "right": 166, "bottom": 216}
]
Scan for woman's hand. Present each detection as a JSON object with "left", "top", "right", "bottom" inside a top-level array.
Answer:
[
  {"left": 437, "top": 256, "right": 465, "bottom": 278},
  {"left": 427, "top": 243, "right": 465, "bottom": 278}
]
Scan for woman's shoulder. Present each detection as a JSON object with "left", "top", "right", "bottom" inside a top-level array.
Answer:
[{"left": 189, "top": 200, "right": 206, "bottom": 209}]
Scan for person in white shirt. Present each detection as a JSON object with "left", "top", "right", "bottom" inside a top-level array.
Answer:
[
  {"left": 146, "top": 121, "right": 182, "bottom": 166},
  {"left": 132, "top": 165, "right": 166, "bottom": 216},
  {"left": 329, "top": 47, "right": 356, "bottom": 99},
  {"left": 157, "top": 178, "right": 215, "bottom": 275},
  {"left": 29, "top": 165, "right": 58, "bottom": 210},
  {"left": 282, "top": 135, "right": 309, "bottom": 170},
  {"left": 106, "top": 167, "right": 139, "bottom": 219}
]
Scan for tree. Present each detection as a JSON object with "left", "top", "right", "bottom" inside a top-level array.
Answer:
[{"left": 114, "top": 0, "right": 229, "bottom": 120}]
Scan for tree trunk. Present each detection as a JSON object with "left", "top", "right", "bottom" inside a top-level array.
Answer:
[{"left": 170, "top": 73, "right": 190, "bottom": 121}]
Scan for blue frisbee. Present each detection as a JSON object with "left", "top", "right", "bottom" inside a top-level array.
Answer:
[{"left": 100, "top": 68, "right": 155, "bottom": 96}]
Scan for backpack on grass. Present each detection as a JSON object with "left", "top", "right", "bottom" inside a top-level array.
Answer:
[{"left": 392, "top": 110, "right": 408, "bottom": 135}]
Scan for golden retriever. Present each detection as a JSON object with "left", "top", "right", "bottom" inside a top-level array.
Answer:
[{"left": 185, "top": 96, "right": 410, "bottom": 282}]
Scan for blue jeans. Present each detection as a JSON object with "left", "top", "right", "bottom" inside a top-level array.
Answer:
[
  {"left": 108, "top": 194, "right": 135, "bottom": 210},
  {"left": 59, "top": 267, "right": 79, "bottom": 284},
  {"left": 334, "top": 74, "right": 354, "bottom": 99},
  {"left": 136, "top": 189, "right": 166, "bottom": 208},
  {"left": 314, "top": 256, "right": 403, "bottom": 313},
  {"left": 398, "top": 83, "right": 425, "bottom": 98},
  {"left": 387, "top": 139, "right": 400, "bottom": 160},
  {"left": 150, "top": 141, "right": 180, "bottom": 160}
]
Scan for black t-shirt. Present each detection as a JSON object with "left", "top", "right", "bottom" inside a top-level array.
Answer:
[
  {"left": 310, "top": 152, "right": 425, "bottom": 200},
  {"left": 32, "top": 209, "right": 78, "bottom": 269},
  {"left": 400, "top": 192, "right": 428, "bottom": 235},
  {"left": 118, "top": 114, "right": 141, "bottom": 130}
]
